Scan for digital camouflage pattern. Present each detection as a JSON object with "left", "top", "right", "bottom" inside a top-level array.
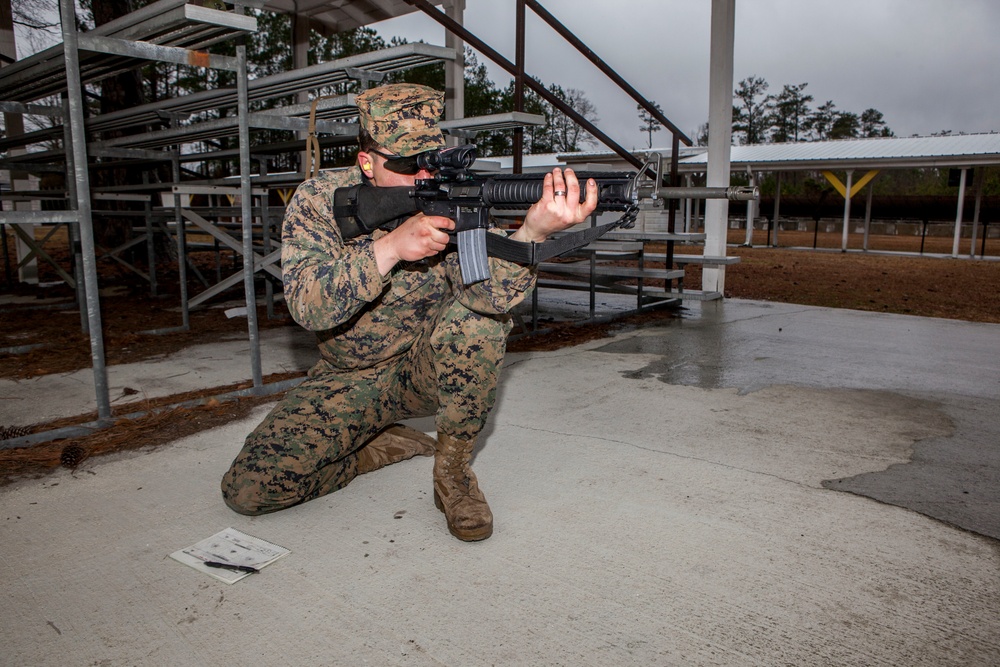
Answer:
[
  {"left": 355, "top": 83, "right": 446, "bottom": 157},
  {"left": 221, "top": 165, "right": 537, "bottom": 515}
]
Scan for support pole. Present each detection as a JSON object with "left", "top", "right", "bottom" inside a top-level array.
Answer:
[
  {"left": 292, "top": 11, "right": 310, "bottom": 172},
  {"left": 513, "top": 0, "right": 525, "bottom": 173},
  {"left": 952, "top": 167, "right": 967, "bottom": 258},
  {"left": 684, "top": 174, "right": 692, "bottom": 233},
  {"left": 840, "top": 169, "right": 853, "bottom": 252},
  {"left": 444, "top": 0, "right": 466, "bottom": 128},
  {"left": 743, "top": 166, "right": 754, "bottom": 246},
  {"left": 772, "top": 171, "right": 782, "bottom": 247},
  {"left": 60, "top": 0, "right": 111, "bottom": 420},
  {"left": 970, "top": 167, "right": 984, "bottom": 259},
  {"left": 61, "top": 96, "right": 88, "bottom": 333},
  {"left": 702, "top": 0, "right": 735, "bottom": 294},
  {"left": 236, "top": 36, "right": 263, "bottom": 389},
  {"left": 172, "top": 154, "right": 190, "bottom": 330},
  {"left": 863, "top": 182, "right": 874, "bottom": 251}
]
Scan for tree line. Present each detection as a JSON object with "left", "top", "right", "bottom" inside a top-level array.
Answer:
[{"left": 728, "top": 76, "right": 893, "bottom": 145}]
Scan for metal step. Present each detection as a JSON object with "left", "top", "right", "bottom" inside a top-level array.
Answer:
[
  {"left": 644, "top": 253, "right": 741, "bottom": 266},
  {"left": 659, "top": 289, "right": 723, "bottom": 301},
  {"left": 538, "top": 263, "right": 685, "bottom": 281},
  {"left": 602, "top": 231, "right": 707, "bottom": 243}
]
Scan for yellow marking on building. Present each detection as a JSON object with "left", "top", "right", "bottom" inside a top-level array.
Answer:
[{"left": 821, "top": 170, "right": 880, "bottom": 198}]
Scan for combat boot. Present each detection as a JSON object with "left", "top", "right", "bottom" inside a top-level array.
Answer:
[
  {"left": 356, "top": 424, "right": 436, "bottom": 475},
  {"left": 433, "top": 433, "right": 493, "bottom": 541}
]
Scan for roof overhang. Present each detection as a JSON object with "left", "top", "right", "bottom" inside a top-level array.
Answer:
[{"left": 678, "top": 134, "right": 1000, "bottom": 173}]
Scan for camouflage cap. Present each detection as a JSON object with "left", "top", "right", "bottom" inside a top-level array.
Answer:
[{"left": 356, "top": 83, "right": 446, "bottom": 157}]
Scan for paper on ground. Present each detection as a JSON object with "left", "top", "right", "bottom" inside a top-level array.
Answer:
[{"left": 170, "top": 527, "right": 290, "bottom": 584}]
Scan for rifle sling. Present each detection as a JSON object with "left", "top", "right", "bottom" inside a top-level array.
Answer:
[{"left": 484, "top": 217, "right": 629, "bottom": 266}]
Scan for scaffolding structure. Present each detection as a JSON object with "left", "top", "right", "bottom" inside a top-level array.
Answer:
[{"left": 2, "top": 0, "right": 712, "bottom": 439}]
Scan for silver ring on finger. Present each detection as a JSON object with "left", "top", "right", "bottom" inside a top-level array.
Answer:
[{"left": 553, "top": 190, "right": 567, "bottom": 197}]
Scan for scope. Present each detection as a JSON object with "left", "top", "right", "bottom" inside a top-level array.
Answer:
[{"left": 383, "top": 144, "right": 478, "bottom": 176}]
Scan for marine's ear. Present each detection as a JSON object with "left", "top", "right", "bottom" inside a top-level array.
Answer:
[{"left": 358, "top": 152, "right": 374, "bottom": 178}]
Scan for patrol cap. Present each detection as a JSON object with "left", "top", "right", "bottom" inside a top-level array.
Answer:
[{"left": 355, "top": 83, "right": 446, "bottom": 157}]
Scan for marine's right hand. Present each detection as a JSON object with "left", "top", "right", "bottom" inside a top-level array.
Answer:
[{"left": 373, "top": 213, "right": 455, "bottom": 275}]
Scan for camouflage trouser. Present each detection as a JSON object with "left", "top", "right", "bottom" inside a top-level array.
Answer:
[{"left": 220, "top": 299, "right": 511, "bottom": 515}]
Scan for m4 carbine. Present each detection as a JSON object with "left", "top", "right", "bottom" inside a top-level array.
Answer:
[{"left": 333, "top": 145, "right": 756, "bottom": 285}]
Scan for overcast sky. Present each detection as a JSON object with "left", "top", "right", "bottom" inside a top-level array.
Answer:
[
  {"left": 15, "top": 1, "right": 996, "bottom": 152},
  {"left": 375, "top": 0, "right": 1000, "bottom": 150}
]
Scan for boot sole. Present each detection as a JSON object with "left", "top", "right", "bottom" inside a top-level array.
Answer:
[{"left": 434, "top": 489, "right": 493, "bottom": 541}]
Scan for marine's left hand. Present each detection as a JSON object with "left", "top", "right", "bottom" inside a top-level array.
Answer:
[{"left": 510, "top": 167, "right": 598, "bottom": 244}]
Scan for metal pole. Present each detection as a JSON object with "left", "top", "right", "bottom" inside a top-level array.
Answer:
[
  {"left": 694, "top": 183, "right": 701, "bottom": 233},
  {"left": 237, "top": 36, "right": 263, "bottom": 389},
  {"left": 969, "top": 168, "right": 983, "bottom": 259},
  {"left": 143, "top": 172, "right": 157, "bottom": 296},
  {"left": 172, "top": 154, "right": 190, "bottom": 329},
  {"left": 683, "top": 174, "right": 692, "bottom": 233},
  {"left": 260, "top": 160, "right": 275, "bottom": 320},
  {"left": 60, "top": 0, "right": 111, "bottom": 420},
  {"left": 702, "top": 0, "right": 735, "bottom": 294},
  {"left": 840, "top": 169, "right": 853, "bottom": 252},
  {"left": 743, "top": 166, "right": 754, "bottom": 246},
  {"left": 443, "top": 0, "right": 466, "bottom": 128},
  {"left": 667, "top": 133, "right": 679, "bottom": 275},
  {"left": 772, "top": 171, "right": 782, "bottom": 247},
  {"left": 863, "top": 182, "right": 874, "bottom": 251},
  {"left": 1, "top": 222, "right": 9, "bottom": 286},
  {"left": 62, "top": 95, "right": 88, "bottom": 334},
  {"left": 513, "top": 0, "right": 525, "bottom": 173},
  {"left": 952, "top": 167, "right": 967, "bottom": 258}
]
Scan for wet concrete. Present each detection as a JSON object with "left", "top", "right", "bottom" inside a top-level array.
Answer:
[
  {"left": 4, "top": 296, "right": 1000, "bottom": 665},
  {"left": 595, "top": 299, "right": 1000, "bottom": 540}
]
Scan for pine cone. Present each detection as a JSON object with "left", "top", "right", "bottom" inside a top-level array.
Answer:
[
  {"left": 60, "top": 444, "right": 89, "bottom": 469},
  {"left": 0, "top": 425, "right": 31, "bottom": 440}
]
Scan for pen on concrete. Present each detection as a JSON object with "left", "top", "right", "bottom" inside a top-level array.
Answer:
[{"left": 204, "top": 561, "right": 259, "bottom": 574}]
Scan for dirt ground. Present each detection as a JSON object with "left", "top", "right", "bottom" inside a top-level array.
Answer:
[
  {"left": 2, "top": 225, "right": 998, "bottom": 480},
  {"left": 706, "top": 229, "right": 999, "bottom": 324}
]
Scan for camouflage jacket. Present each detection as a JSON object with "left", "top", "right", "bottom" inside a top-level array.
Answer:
[{"left": 282, "top": 167, "right": 537, "bottom": 370}]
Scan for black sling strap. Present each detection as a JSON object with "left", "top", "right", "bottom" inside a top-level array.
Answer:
[{"left": 484, "top": 211, "right": 637, "bottom": 265}]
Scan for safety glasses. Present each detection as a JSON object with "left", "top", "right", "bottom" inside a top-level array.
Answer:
[{"left": 366, "top": 148, "right": 430, "bottom": 175}]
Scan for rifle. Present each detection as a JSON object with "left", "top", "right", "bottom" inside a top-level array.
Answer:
[{"left": 333, "top": 145, "right": 757, "bottom": 285}]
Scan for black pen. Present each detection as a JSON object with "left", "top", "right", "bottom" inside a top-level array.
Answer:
[{"left": 204, "top": 561, "right": 258, "bottom": 574}]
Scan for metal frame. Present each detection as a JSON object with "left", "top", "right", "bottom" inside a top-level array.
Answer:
[
  {"left": 1, "top": 0, "right": 708, "bottom": 432},
  {"left": 0, "top": 0, "right": 259, "bottom": 421}
]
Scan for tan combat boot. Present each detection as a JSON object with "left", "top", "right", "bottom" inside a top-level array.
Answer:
[
  {"left": 433, "top": 433, "right": 493, "bottom": 542},
  {"left": 356, "top": 424, "right": 436, "bottom": 475}
]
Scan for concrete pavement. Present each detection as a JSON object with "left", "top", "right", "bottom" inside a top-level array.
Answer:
[{"left": 2, "top": 296, "right": 999, "bottom": 665}]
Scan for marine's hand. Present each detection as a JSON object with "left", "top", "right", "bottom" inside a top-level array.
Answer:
[
  {"left": 374, "top": 213, "right": 454, "bottom": 274},
  {"left": 511, "top": 168, "right": 599, "bottom": 244}
]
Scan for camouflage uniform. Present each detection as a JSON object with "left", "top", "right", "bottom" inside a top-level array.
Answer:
[{"left": 221, "top": 85, "right": 536, "bottom": 515}]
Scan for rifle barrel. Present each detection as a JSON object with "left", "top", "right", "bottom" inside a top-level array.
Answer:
[{"left": 637, "top": 185, "right": 759, "bottom": 201}]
